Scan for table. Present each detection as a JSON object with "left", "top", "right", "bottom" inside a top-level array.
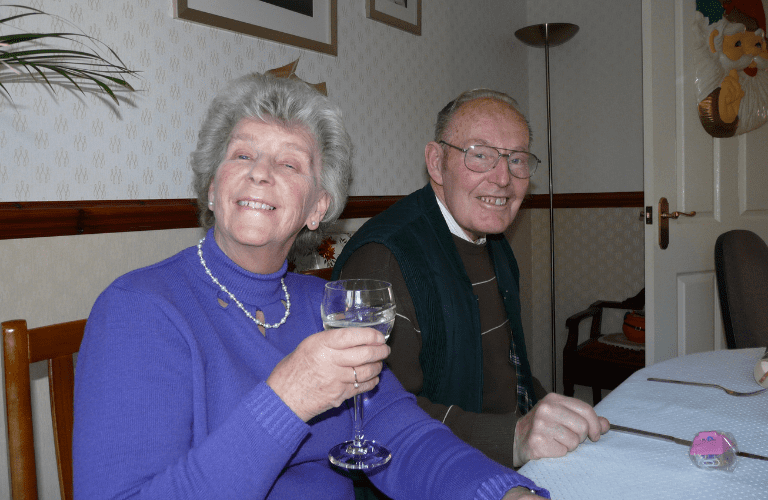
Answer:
[{"left": 519, "top": 348, "right": 768, "bottom": 499}]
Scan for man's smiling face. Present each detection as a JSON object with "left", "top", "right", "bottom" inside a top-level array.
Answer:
[{"left": 427, "top": 98, "right": 531, "bottom": 241}]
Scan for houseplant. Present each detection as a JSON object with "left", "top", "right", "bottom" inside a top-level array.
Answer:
[{"left": 0, "top": 4, "right": 137, "bottom": 105}]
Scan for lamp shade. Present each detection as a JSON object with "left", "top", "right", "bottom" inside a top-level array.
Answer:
[{"left": 514, "top": 23, "right": 579, "bottom": 48}]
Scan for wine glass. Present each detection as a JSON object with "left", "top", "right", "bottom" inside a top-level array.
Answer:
[{"left": 322, "top": 279, "right": 396, "bottom": 469}]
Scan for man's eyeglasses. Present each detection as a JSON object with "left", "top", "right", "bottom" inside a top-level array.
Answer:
[{"left": 439, "top": 141, "right": 539, "bottom": 179}]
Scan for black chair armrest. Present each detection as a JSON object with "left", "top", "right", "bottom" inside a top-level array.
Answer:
[
  {"left": 564, "top": 289, "right": 645, "bottom": 355},
  {"left": 588, "top": 289, "right": 644, "bottom": 312},
  {"left": 565, "top": 305, "right": 601, "bottom": 353},
  {"left": 588, "top": 300, "right": 626, "bottom": 310}
]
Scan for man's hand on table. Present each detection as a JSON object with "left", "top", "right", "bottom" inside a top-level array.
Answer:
[{"left": 512, "top": 393, "right": 610, "bottom": 467}]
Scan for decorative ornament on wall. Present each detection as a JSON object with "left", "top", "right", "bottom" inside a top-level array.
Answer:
[
  {"left": 266, "top": 58, "right": 327, "bottom": 96},
  {"left": 0, "top": 5, "right": 138, "bottom": 106},
  {"left": 694, "top": 0, "right": 768, "bottom": 137}
]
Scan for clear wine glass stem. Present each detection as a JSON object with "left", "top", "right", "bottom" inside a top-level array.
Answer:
[
  {"left": 324, "top": 279, "right": 394, "bottom": 469},
  {"left": 352, "top": 394, "right": 364, "bottom": 447}
]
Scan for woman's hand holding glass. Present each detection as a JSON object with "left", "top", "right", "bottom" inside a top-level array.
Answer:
[
  {"left": 322, "top": 279, "right": 396, "bottom": 469},
  {"left": 266, "top": 323, "right": 390, "bottom": 423}
]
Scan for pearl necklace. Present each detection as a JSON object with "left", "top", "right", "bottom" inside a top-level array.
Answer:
[{"left": 197, "top": 236, "right": 291, "bottom": 329}]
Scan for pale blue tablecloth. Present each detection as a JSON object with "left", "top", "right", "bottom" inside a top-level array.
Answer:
[{"left": 519, "top": 348, "right": 768, "bottom": 499}]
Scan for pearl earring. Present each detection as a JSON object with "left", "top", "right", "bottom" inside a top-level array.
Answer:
[{"left": 208, "top": 200, "right": 214, "bottom": 207}]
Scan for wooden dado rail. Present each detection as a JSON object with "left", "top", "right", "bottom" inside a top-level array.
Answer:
[{"left": 0, "top": 192, "right": 642, "bottom": 241}]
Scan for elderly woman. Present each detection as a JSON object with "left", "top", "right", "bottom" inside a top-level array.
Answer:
[{"left": 72, "top": 72, "right": 549, "bottom": 499}]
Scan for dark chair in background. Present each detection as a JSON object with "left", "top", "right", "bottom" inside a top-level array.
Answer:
[
  {"left": 3, "top": 318, "right": 85, "bottom": 500},
  {"left": 563, "top": 289, "right": 645, "bottom": 405},
  {"left": 715, "top": 229, "right": 768, "bottom": 349}
]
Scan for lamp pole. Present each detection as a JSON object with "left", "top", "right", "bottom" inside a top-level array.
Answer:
[{"left": 515, "top": 23, "right": 579, "bottom": 393}]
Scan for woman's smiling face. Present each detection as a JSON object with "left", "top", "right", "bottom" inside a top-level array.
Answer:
[{"left": 208, "top": 117, "right": 329, "bottom": 273}]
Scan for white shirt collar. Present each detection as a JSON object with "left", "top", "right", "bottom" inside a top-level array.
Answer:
[{"left": 435, "top": 195, "right": 486, "bottom": 245}]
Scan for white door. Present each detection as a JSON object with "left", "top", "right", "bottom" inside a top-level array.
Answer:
[{"left": 643, "top": 0, "right": 768, "bottom": 364}]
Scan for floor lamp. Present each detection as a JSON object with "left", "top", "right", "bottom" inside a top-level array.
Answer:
[{"left": 514, "top": 23, "right": 578, "bottom": 393}]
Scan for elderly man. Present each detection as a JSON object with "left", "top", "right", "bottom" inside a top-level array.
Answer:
[{"left": 333, "top": 89, "right": 609, "bottom": 469}]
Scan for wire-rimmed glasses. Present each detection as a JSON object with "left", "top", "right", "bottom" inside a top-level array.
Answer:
[{"left": 439, "top": 140, "right": 540, "bottom": 179}]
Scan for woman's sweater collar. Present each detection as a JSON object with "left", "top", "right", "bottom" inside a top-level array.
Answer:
[{"left": 195, "top": 227, "right": 287, "bottom": 305}]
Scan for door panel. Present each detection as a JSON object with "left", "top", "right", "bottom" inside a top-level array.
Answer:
[
  {"left": 676, "top": 271, "right": 716, "bottom": 355},
  {"left": 743, "top": 130, "right": 768, "bottom": 213}
]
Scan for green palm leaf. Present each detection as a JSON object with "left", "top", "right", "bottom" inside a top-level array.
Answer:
[{"left": 0, "top": 4, "right": 138, "bottom": 105}]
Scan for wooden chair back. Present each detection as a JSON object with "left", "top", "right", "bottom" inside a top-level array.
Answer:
[
  {"left": 3, "top": 318, "right": 85, "bottom": 500},
  {"left": 299, "top": 267, "right": 333, "bottom": 280}
]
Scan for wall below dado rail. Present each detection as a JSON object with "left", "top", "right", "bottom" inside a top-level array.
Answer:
[
  {"left": 0, "top": 192, "right": 642, "bottom": 498},
  {"left": 526, "top": 206, "right": 645, "bottom": 391},
  {"left": 0, "top": 228, "right": 203, "bottom": 499}
]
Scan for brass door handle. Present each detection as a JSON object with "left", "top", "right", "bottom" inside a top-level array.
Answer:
[
  {"left": 660, "top": 210, "right": 696, "bottom": 219},
  {"left": 658, "top": 197, "right": 695, "bottom": 249}
]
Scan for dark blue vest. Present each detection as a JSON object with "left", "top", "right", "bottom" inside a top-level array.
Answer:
[{"left": 333, "top": 184, "right": 537, "bottom": 413}]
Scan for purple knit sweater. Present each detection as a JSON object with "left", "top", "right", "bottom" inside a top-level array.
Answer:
[{"left": 72, "top": 228, "right": 548, "bottom": 499}]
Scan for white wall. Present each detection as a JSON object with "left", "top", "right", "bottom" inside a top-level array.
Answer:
[
  {"left": 523, "top": 1, "right": 644, "bottom": 195},
  {"left": 0, "top": 0, "right": 645, "bottom": 200},
  {"left": 0, "top": 0, "right": 529, "bottom": 201}
]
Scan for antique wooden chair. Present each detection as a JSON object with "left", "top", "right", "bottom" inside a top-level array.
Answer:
[
  {"left": 562, "top": 289, "right": 645, "bottom": 405},
  {"left": 3, "top": 318, "right": 86, "bottom": 500},
  {"left": 299, "top": 267, "right": 333, "bottom": 280}
]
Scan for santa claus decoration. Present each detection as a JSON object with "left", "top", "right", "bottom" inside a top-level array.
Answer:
[{"left": 695, "top": 0, "right": 768, "bottom": 137}]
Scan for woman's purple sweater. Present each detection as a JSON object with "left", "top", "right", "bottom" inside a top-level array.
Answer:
[{"left": 73, "top": 229, "right": 548, "bottom": 499}]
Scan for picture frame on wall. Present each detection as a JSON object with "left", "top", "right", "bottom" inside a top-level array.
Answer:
[
  {"left": 365, "top": 0, "right": 421, "bottom": 35},
  {"left": 173, "top": 0, "right": 337, "bottom": 56}
]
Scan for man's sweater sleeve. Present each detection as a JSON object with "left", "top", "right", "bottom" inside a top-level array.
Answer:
[{"left": 338, "top": 243, "right": 520, "bottom": 468}]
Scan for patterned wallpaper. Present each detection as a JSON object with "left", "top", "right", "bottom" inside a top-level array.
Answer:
[
  {"left": 0, "top": 0, "right": 531, "bottom": 201},
  {"left": 0, "top": 0, "right": 644, "bottom": 202},
  {"left": 528, "top": 207, "right": 645, "bottom": 389}
]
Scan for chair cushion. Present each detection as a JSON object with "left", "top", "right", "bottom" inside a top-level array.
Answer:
[
  {"left": 576, "top": 338, "right": 645, "bottom": 367},
  {"left": 599, "top": 332, "right": 644, "bottom": 351}
]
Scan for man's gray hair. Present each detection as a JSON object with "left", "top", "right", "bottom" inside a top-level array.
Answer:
[
  {"left": 191, "top": 72, "right": 352, "bottom": 253},
  {"left": 433, "top": 88, "right": 531, "bottom": 144}
]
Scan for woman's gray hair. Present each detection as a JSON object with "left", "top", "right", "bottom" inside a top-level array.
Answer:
[
  {"left": 433, "top": 88, "right": 532, "bottom": 145},
  {"left": 191, "top": 72, "right": 352, "bottom": 253}
]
